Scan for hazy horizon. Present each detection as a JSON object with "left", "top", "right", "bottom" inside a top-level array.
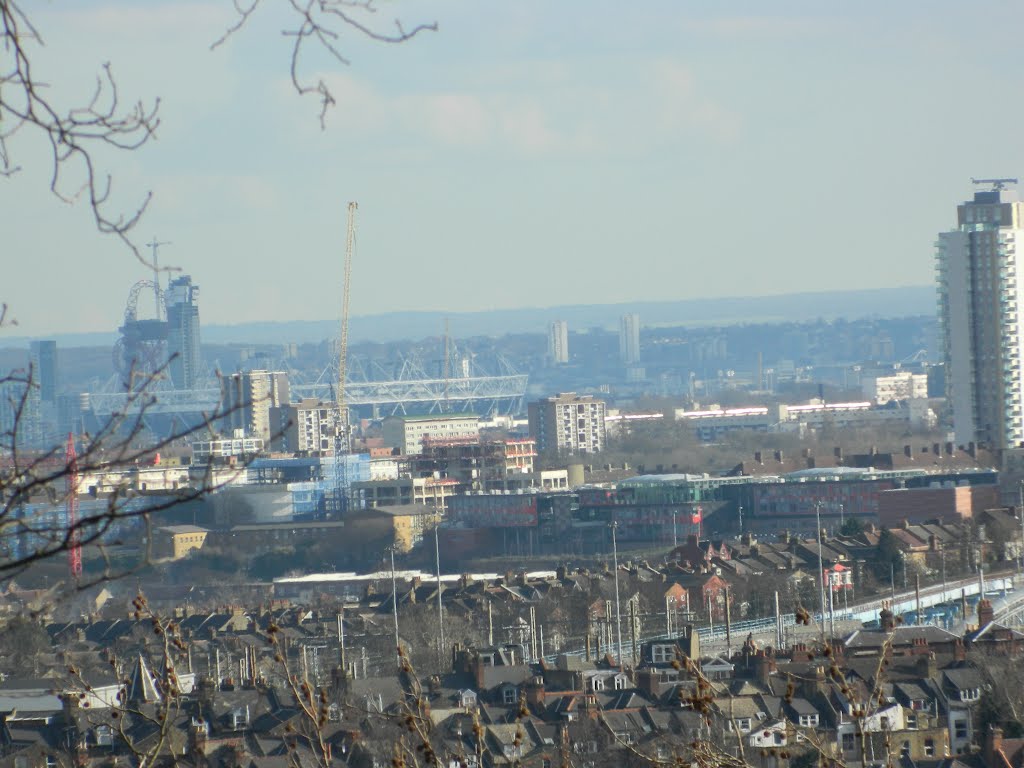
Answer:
[
  {"left": 1, "top": 284, "right": 936, "bottom": 348},
  {"left": 5, "top": 2, "right": 1021, "bottom": 336}
]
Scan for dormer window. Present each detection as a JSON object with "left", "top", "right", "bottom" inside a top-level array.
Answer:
[
  {"left": 502, "top": 686, "right": 518, "bottom": 705},
  {"left": 798, "top": 714, "right": 819, "bottom": 728},
  {"left": 961, "top": 688, "right": 980, "bottom": 702},
  {"left": 651, "top": 644, "right": 674, "bottom": 664},
  {"left": 591, "top": 677, "right": 605, "bottom": 692},
  {"left": 729, "top": 718, "right": 752, "bottom": 733},
  {"left": 614, "top": 676, "right": 626, "bottom": 690}
]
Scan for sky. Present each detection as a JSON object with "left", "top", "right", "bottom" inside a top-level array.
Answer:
[{"left": 4, "top": 0, "right": 1024, "bottom": 337}]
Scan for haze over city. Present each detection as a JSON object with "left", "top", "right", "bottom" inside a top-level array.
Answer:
[
  {"left": 12, "top": 4, "right": 1024, "bottom": 768},
  {"left": 7, "top": 2, "right": 1024, "bottom": 335}
]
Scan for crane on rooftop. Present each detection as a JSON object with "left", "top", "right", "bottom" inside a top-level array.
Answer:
[{"left": 971, "top": 177, "right": 1018, "bottom": 191}]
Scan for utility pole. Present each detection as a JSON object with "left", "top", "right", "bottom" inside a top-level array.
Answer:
[{"left": 611, "top": 521, "right": 624, "bottom": 667}]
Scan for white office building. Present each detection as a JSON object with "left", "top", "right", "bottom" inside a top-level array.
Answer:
[
  {"left": 620, "top": 313, "right": 640, "bottom": 364},
  {"left": 861, "top": 372, "right": 928, "bottom": 405},
  {"left": 548, "top": 320, "right": 569, "bottom": 365},
  {"left": 937, "top": 181, "right": 1024, "bottom": 450}
]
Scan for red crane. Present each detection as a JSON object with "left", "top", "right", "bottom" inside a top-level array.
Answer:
[{"left": 65, "top": 433, "right": 82, "bottom": 579}]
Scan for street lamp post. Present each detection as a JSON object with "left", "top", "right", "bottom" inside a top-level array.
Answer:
[
  {"left": 1018, "top": 480, "right": 1024, "bottom": 574},
  {"left": 942, "top": 546, "right": 948, "bottom": 600},
  {"left": 816, "top": 502, "right": 827, "bottom": 642},
  {"left": 434, "top": 514, "right": 445, "bottom": 664},
  {"left": 389, "top": 547, "right": 401, "bottom": 668}
]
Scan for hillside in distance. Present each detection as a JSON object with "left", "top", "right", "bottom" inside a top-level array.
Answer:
[
  {"left": 205, "top": 285, "right": 936, "bottom": 345},
  {"left": 4, "top": 285, "right": 935, "bottom": 348}
]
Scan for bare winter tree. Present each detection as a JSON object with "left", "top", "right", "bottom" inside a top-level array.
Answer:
[
  {"left": 0, "top": 0, "right": 436, "bottom": 584},
  {"left": 0, "top": 356, "right": 255, "bottom": 589}
]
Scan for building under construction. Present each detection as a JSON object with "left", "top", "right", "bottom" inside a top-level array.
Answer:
[{"left": 112, "top": 273, "right": 202, "bottom": 391}]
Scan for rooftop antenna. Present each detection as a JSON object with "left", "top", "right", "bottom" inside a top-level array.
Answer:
[
  {"left": 146, "top": 238, "right": 171, "bottom": 320},
  {"left": 971, "top": 177, "right": 1018, "bottom": 191}
]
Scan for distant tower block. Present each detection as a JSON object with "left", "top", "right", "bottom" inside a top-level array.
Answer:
[
  {"left": 166, "top": 276, "right": 202, "bottom": 390},
  {"left": 549, "top": 320, "right": 569, "bottom": 365},
  {"left": 29, "top": 340, "right": 57, "bottom": 403},
  {"left": 620, "top": 313, "right": 640, "bottom": 365}
]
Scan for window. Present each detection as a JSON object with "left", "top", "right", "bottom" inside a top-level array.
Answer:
[
  {"left": 924, "top": 739, "right": 935, "bottom": 757},
  {"left": 502, "top": 687, "right": 517, "bottom": 705},
  {"left": 842, "top": 733, "right": 855, "bottom": 752},
  {"left": 651, "top": 644, "right": 674, "bottom": 664},
  {"left": 729, "top": 718, "right": 752, "bottom": 733},
  {"left": 955, "top": 720, "right": 968, "bottom": 740}
]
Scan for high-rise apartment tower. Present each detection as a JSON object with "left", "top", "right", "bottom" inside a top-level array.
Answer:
[
  {"left": 937, "top": 180, "right": 1024, "bottom": 451},
  {"left": 620, "top": 313, "right": 640, "bottom": 365},
  {"left": 29, "top": 340, "right": 57, "bottom": 403},
  {"left": 528, "top": 393, "right": 606, "bottom": 455},
  {"left": 223, "top": 370, "right": 290, "bottom": 442},
  {"left": 548, "top": 320, "right": 569, "bottom": 365},
  {"left": 166, "top": 276, "right": 201, "bottom": 390}
]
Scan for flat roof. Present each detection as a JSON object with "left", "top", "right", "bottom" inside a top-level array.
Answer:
[
  {"left": 158, "top": 524, "right": 209, "bottom": 534},
  {"left": 390, "top": 414, "right": 479, "bottom": 422},
  {"left": 229, "top": 521, "right": 346, "bottom": 532},
  {"left": 274, "top": 569, "right": 557, "bottom": 585},
  {"left": 354, "top": 504, "right": 435, "bottom": 517}
]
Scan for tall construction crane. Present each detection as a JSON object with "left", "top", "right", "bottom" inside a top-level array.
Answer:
[
  {"left": 65, "top": 433, "right": 82, "bottom": 579},
  {"left": 332, "top": 202, "right": 357, "bottom": 514},
  {"left": 337, "top": 202, "right": 356, "bottom": 444}
]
